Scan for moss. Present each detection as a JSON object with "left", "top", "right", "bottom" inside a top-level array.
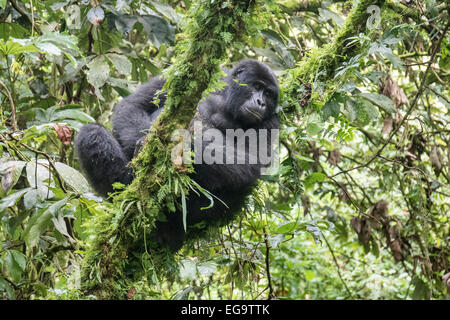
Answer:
[
  {"left": 384, "top": 0, "right": 420, "bottom": 23},
  {"left": 281, "top": 0, "right": 385, "bottom": 116},
  {"left": 80, "top": 0, "right": 262, "bottom": 299},
  {"left": 282, "top": 0, "right": 347, "bottom": 14}
]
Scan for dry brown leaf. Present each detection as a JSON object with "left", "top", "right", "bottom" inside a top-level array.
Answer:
[
  {"left": 443, "top": 273, "right": 450, "bottom": 291},
  {"left": 51, "top": 124, "right": 72, "bottom": 145},
  {"left": 382, "top": 116, "right": 393, "bottom": 137},
  {"left": 338, "top": 187, "right": 349, "bottom": 203},
  {"left": 381, "top": 75, "right": 410, "bottom": 107},
  {"left": 301, "top": 194, "right": 311, "bottom": 216},
  {"left": 430, "top": 145, "right": 443, "bottom": 176},
  {"left": 127, "top": 287, "right": 137, "bottom": 300},
  {"left": 368, "top": 200, "right": 389, "bottom": 228},
  {"left": 1, "top": 166, "right": 15, "bottom": 194},
  {"left": 298, "top": 83, "right": 312, "bottom": 108},
  {"left": 327, "top": 149, "right": 342, "bottom": 166},
  {"left": 351, "top": 217, "right": 371, "bottom": 244},
  {"left": 350, "top": 217, "right": 362, "bottom": 233},
  {"left": 389, "top": 238, "right": 404, "bottom": 262}
]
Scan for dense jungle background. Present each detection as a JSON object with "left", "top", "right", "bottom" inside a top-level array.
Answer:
[{"left": 0, "top": 0, "right": 449, "bottom": 300}]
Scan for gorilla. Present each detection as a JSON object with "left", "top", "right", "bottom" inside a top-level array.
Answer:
[{"left": 75, "top": 59, "right": 280, "bottom": 251}]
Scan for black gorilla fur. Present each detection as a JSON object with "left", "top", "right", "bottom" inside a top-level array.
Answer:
[{"left": 75, "top": 59, "right": 280, "bottom": 251}]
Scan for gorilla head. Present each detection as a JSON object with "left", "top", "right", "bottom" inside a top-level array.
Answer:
[
  {"left": 225, "top": 59, "right": 279, "bottom": 127},
  {"left": 196, "top": 59, "right": 279, "bottom": 131}
]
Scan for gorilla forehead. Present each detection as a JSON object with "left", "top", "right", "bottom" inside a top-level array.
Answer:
[{"left": 232, "top": 59, "right": 278, "bottom": 87}]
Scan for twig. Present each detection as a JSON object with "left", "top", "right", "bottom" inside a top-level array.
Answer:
[
  {"left": 0, "top": 79, "right": 17, "bottom": 131},
  {"left": 262, "top": 227, "right": 275, "bottom": 300},
  {"left": 6, "top": 133, "right": 69, "bottom": 193},
  {"left": 331, "top": 22, "right": 449, "bottom": 179},
  {"left": 321, "top": 232, "right": 353, "bottom": 298},
  {"left": 8, "top": 0, "right": 42, "bottom": 35},
  {"left": 426, "top": 85, "right": 450, "bottom": 104}
]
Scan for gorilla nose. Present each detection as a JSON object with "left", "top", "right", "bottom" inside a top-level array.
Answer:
[{"left": 257, "top": 98, "right": 266, "bottom": 108}]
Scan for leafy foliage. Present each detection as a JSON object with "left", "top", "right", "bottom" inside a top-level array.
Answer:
[{"left": 0, "top": 0, "right": 449, "bottom": 300}]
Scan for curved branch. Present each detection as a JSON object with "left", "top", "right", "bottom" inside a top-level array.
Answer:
[{"left": 0, "top": 79, "right": 17, "bottom": 131}]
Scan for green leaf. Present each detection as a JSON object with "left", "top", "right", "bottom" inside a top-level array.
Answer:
[
  {"left": 87, "top": 7, "right": 105, "bottom": 25},
  {"left": 23, "top": 197, "right": 69, "bottom": 248},
  {"left": 86, "top": 56, "right": 110, "bottom": 88},
  {"left": 107, "top": 13, "right": 138, "bottom": 34},
  {"left": 318, "top": 8, "right": 344, "bottom": 27},
  {"left": 357, "top": 93, "right": 395, "bottom": 114},
  {"left": 35, "top": 41, "right": 62, "bottom": 55},
  {"left": 197, "top": 261, "right": 217, "bottom": 276},
  {"left": 179, "top": 259, "right": 197, "bottom": 281},
  {"left": 294, "top": 154, "right": 315, "bottom": 162},
  {"left": 172, "top": 287, "right": 196, "bottom": 300},
  {"left": 106, "top": 53, "right": 132, "bottom": 76},
  {"left": 306, "top": 122, "right": 323, "bottom": 136},
  {"left": 343, "top": 98, "right": 358, "bottom": 122},
  {"left": 52, "top": 106, "right": 96, "bottom": 124},
  {"left": 368, "top": 41, "right": 392, "bottom": 55},
  {"left": 0, "top": 278, "right": 15, "bottom": 299},
  {"left": 275, "top": 221, "right": 297, "bottom": 234},
  {"left": 321, "top": 100, "right": 341, "bottom": 120},
  {"left": 24, "top": 189, "right": 41, "bottom": 210},
  {"left": 37, "top": 33, "right": 79, "bottom": 52},
  {"left": 151, "top": 1, "right": 180, "bottom": 23},
  {"left": 137, "top": 15, "right": 175, "bottom": 48},
  {"left": 86, "top": 56, "right": 110, "bottom": 100},
  {"left": 0, "top": 22, "right": 29, "bottom": 39},
  {"left": 304, "top": 172, "right": 327, "bottom": 189},
  {"left": 54, "top": 162, "right": 90, "bottom": 193},
  {"left": 0, "top": 39, "right": 38, "bottom": 56},
  {"left": 107, "top": 13, "right": 174, "bottom": 48},
  {"left": 0, "top": 160, "right": 26, "bottom": 194},
  {"left": 5, "top": 250, "right": 26, "bottom": 283},
  {"left": 0, "top": 188, "right": 31, "bottom": 213},
  {"left": 26, "top": 160, "right": 54, "bottom": 199},
  {"left": 362, "top": 100, "right": 379, "bottom": 122},
  {"left": 305, "top": 270, "right": 315, "bottom": 281},
  {"left": 52, "top": 211, "right": 74, "bottom": 241},
  {"left": 354, "top": 99, "right": 370, "bottom": 126},
  {"left": 181, "top": 187, "right": 187, "bottom": 232},
  {"left": 35, "top": 33, "right": 80, "bottom": 66},
  {"left": 115, "top": 0, "right": 130, "bottom": 11},
  {"left": 412, "top": 276, "right": 431, "bottom": 300}
]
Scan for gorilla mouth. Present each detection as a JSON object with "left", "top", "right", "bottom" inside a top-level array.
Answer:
[{"left": 244, "top": 107, "right": 263, "bottom": 121}]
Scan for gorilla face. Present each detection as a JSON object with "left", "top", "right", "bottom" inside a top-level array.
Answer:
[{"left": 226, "top": 60, "right": 279, "bottom": 127}]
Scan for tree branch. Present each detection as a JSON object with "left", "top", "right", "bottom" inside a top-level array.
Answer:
[{"left": 81, "top": 0, "right": 260, "bottom": 299}]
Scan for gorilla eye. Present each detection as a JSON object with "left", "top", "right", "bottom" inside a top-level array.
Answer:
[
  {"left": 253, "top": 82, "right": 265, "bottom": 91},
  {"left": 233, "top": 67, "right": 245, "bottom": 77}
]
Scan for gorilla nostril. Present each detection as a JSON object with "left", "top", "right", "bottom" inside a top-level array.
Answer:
[{"left": 257, "top": 99, "right": 265, "bottom": 107}]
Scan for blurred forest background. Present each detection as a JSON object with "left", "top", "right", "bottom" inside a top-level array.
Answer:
[{"left": 0, "top": 0, "right": 449, "bottom": 300}]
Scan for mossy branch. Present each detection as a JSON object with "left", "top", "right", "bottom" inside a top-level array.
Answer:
[
  {"left": 80, "top": 0, "right": 260, "bottom": 299},
  {"left": 293, "top": 0, "right": 384, "bottom": 82},
  {"left": 281, "top": 0, "right": 385, "bottom": 115},
  {"left": 283, "top": 0, "right": 347, "bottom": 14}
]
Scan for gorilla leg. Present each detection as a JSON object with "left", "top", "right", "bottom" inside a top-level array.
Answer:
[{"left": 74, "top": 123, "right": 133, "bottom": 197}]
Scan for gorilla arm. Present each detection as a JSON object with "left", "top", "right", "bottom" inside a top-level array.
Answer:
[
  {"left": 112, "top": 76, "right": 167, "bottom": 160},
  {"left": 74, "top": 123, "right": 134, "bottom": 196},
  {"left": 74, "top": 76, "right": 166, "bottom": 196}
]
